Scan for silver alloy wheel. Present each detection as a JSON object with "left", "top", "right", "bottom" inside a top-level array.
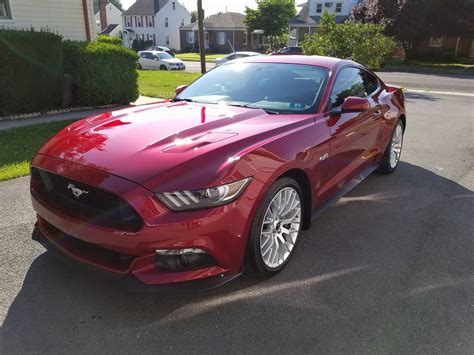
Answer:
[
  {"left": 390, "top": 123, "right": 403, "bottom": 168},
  {"left": 260, "top": 187, "right": 301, "bottom": 269}
]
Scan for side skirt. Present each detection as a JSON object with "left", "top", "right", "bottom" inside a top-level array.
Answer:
[{"left": 311, "top": 164, "right": 379, "bottom": 221}]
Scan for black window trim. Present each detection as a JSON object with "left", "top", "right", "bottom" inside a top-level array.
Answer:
[
  {"left": 0, "top": 0, "right": 12, "bottom": 20},
  {"left": 326, "top": 65, "right": 381, "bottom": 111}
]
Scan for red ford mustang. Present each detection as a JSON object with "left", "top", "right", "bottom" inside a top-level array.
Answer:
[{"left": 30, "top": 56, "right": 406, "bottom": 290}]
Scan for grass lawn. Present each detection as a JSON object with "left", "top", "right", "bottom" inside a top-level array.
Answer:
[
  {"left": 138, "top": 70, "right": 201, "bottom": 99},
  {"left": 384, "top": 59, "right": 474, "bottom": 74},
  {"left": 175, "top": 53, "right": 225, "bottom": 63},
  {"left": 0, "top": 120, "right": 75, "bottom": 181}
]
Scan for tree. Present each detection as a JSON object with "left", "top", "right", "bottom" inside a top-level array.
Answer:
[
  {"left": 350, "top": 0, "right": 474, "bottom": 60},
  {"left": 244, "top": 0, "right": 296, "bottom": 51},
  {"left": 190, "top": 10, "right": 198, "bottom": 23},
  {"left": 301, "top": 12, "right": 395, "bottom": 69},
  {"left": 109, "top": 0, "right": 123, "bottom": 11}
]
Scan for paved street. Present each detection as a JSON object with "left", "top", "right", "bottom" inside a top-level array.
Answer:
[{"left": 1, "top": 73, "right": 473, "bottom": 354}]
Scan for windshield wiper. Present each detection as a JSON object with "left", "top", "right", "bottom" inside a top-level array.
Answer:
[
  {"left": 225, "top": 103, "right": 280, "bottom": 115},
  {"left": 172, "top": 98, "right": 194, "bottom": 103}
]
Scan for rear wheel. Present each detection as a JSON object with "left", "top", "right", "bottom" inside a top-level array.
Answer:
[
  {"left": 160, "top": 64, "right": 168, "bottom": 71},
  {"left": 377, "top": 119, "right": 404, "bottom": 174},
  {"left": 245, "top": 177, "right": 303, "bottom": 277}
]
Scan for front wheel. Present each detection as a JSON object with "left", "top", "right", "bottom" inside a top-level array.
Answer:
[
  {"left": 245, "top": 177, "right": 303, "bottom": 277},
  {"left": 160, "top": 64, "right": 168, "bottom": 71},
  {"left": 377, "top": 119, "right": 404, "bottom": 174}
]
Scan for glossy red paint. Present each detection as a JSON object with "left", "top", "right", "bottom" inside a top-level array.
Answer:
[{"left": 30, "top": 56, "right": 406, "bottom": 288}]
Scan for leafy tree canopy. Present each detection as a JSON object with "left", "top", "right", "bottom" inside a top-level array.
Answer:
[
  {"left": 301, "top": 12, "right": 395, "bottom": 69},
  {"left": 244, "top": 0, "right": 296, "bottom": 50},
  {"left": 109, "top": 0, "right": 124, "bottom": 12}
]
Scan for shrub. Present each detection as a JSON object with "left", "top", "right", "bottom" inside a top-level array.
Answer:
[
  {"left": 96, "top": 35, "right": 123, "bottom": 46},
  {"left": 132, "top": 39, "right": 153, "bottom": 52},
  {"left": 0, "top": 29, "right": 63, "bottom": 115},
  {"left": 73, "top": 42, "right": 139, "bottom": 106},
  {"left": 301, "top": 12, "right": 395, "bottom": 70}
]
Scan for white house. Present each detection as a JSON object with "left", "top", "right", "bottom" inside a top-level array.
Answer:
[
  {"left": 0, "top": 0, "right": 96, "bottom": 41},
  {"left": 122, "top": 0, "right": 191, "bottom": 50},
  {"left": 94, "top": 0, "right": 123, "bottom": 37},
  {"left": 289, "top": 0, "right": 360, "bottom": 45}
]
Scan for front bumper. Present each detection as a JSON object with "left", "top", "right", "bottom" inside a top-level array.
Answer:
[
  {"left": 30, "top": 154, "right": 266, "bottom": 290},
  {"left": 32, "top": 225, "right": 241, "bottom": 292}
]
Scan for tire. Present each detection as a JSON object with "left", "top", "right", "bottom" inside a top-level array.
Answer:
[
  {"left": 245, "top": 177, "right": 304, "bottom": 278},
  {"left": 377, "top": 119, "right": 404, "bottom": 174},
  {"left": 137, "top": 63, "right": 143, "bottom": 70},
  {"left": 160, "top": 65, "right": 168, "bottom": 71}
]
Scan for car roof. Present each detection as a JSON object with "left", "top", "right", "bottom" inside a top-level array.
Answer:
[{"left": 237, "top": 55, "right": 357, "bottom": 70}]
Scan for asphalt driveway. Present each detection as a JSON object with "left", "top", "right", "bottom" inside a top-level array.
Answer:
[{"left": 0, "top": 74, "right": 473, "bottom": 354}]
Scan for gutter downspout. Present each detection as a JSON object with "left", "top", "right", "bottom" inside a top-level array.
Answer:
[{"left": 82, "top": 0, "right": 92, "bottom": 41}]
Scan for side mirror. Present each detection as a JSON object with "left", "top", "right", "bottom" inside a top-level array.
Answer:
[
  {"left": 175, "top": 85, "right": 188, "bottom": 96},
  {"left": 341, "top": 96, "right": 371, "bottom": 112}
]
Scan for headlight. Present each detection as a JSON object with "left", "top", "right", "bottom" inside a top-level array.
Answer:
[{"left": 156, "top": 177, "right": 251, "bottom": 211}]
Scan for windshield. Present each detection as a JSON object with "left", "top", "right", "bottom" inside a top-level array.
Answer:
[
  {"left": 176, "top": 63, "right": 328, "bottom": 114},
  {"left": 158, "top": 52, "right": 173, "bottom": 60}
]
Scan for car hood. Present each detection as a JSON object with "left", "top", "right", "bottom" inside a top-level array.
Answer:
[{"left": 39, "top": 102, "right": 311, "bottom": 191}]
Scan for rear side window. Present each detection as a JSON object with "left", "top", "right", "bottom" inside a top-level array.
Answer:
[
  {"left": 362, "top": 71, "right": 379, "bottom": 95},
  {"left": 328, "top": 67, "right": 366, "bottom": 109}
]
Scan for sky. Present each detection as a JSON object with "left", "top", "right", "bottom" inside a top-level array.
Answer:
[{"left": 121, "top": 0, "right": 261, "bottom": 15}]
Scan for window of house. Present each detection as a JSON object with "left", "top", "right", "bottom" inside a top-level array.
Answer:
[
  {"left": 316, "top": 3, "right": 322, "bottom": 13},
  {"left": 181, "top": 18, "right": 184, "bottom": 26},
  {"left": 165, "top": 17, "right": 169, "bottom": 27},
  {"left": 173, "top": 2, "right": 176, "bottom": 10},
  {"left": 205, "top": 31, "right": 209, "bottom": 42},
  {"left": 335, "top": 3, "right": 342, "bottom": 12},
  {"left": 0, "top": 0, "right": 12, "bottom": 19},
  {"left": 187, "top": 32, "right": 194, "bottom": 44},
  {"left": 218, "top": 32, "right": 226, "bottom": 45},
  {"left": 148, "top": 16, "right": 153, "bottom": 27},
  {"left": 166, "top": 35, "right": 170, "bottom": 45},
  {"left": 325, "top": 2, "right": 333, "bottom": 7},
  {"left": 429, "top": 37, "right": 443, "bottom": 47}
]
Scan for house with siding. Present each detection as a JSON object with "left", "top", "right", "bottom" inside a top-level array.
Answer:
[
  {"left": 180, "top": 12, "right": 247, "bottom": 53},
  {"left": 122, "top": 0, "right": 190, "bottom": 50},
  {"left": 0, "top": 0, "right": 96, "bottom": 41},
  {"left": 288, "top": 0, "right": 360, "bottom": 45},
  {"left": 93, "top": 0, "right": 123, "bottom": 37}
]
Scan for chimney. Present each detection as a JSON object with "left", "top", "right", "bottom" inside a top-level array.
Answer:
[
  {"left": 154, "top": 0, "right": 161, "bottom": 14},
  {"left": 99, "top": 0, "right": 108, "bottom": 31}
]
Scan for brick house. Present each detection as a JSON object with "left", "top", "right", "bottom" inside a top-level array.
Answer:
[
  {"left": 410, "top": 36, "right": 474, "bottom": 62},
  {"left": 180, "top": 12, "right": 246, "bottom": 53}
]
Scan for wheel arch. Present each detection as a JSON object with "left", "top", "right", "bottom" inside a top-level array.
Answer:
[
  {"left": 398, "top": 114, "right": 406, "bottom": 132},
  {"left": 279, "top": 168, "right": 312, "bottom": 231}
]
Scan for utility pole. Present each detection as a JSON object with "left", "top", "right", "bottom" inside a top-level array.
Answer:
[{"left": 197, "top": 0, "right": 206, "bottom": 74}]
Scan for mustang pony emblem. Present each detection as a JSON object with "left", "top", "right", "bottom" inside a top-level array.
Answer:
[{"left": 68, "top": 183, "right": 89, "bottom": 198}]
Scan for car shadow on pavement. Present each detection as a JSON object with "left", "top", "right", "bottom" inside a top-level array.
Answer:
[
  {"left": 1, "top": 162, "right": 473, "bottom": 354},
  {"left": 405, "top": 92, "right": 442, "bottom": 102}
]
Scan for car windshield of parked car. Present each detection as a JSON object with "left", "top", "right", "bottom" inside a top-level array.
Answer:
[
  {"left": 158, "top": 52, "right": 173, "bottom": 60},
  {"left": 176, "top": 63, "right": 328, "bottom": 114}
]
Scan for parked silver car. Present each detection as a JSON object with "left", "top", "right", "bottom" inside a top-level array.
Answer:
[{"left": 137, "top": 51, "right": 185, "bottom": 71}]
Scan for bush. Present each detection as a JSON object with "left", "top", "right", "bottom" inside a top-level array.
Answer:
[
  {"left": 132, "top": 39, "right": 153, "bottom": 52},
  {"left": 0, "top": 29, "right": 63, "bottom": 115},
  {"left": 96, "top": 35, "right": 123, "bottom": 46},
  {"left": 301, "top": 12, "right": 395, "bottom": 70},
  {"left": 72, "top": 42, "right": 139, "bottom": 106}
]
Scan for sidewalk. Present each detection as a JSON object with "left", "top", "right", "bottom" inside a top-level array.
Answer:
[{"left": 0, "top": 96, "right": 160, "bottom": 131}]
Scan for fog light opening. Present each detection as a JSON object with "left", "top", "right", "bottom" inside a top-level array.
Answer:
[{"left": 154, "top": 248, "right": 216, "bottom": 272}]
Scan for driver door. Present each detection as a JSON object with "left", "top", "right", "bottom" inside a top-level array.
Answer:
[{"left": 324, "top": 67, "right": 382, "bottom": 193}]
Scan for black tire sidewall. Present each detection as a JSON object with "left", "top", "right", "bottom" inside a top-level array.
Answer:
[{"left": 245, "top": 177, "right": 304, "bottom": 277}]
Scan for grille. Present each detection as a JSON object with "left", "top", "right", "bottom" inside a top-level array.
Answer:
[{"left": 31, "top": 167, "right": 143, "bottom": 233}]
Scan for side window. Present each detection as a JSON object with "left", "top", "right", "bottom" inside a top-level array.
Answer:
[
  {"left": 328, "top": 67, "right": 366, "bottom": 110},
  {"left": 227, "top": 54, "right": 236, "bottom": 60},
  {"left": 362, "top": 71, "right": 379, "bottom": 96}
]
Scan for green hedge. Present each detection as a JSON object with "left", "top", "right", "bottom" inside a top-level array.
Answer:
[
  {"left": 96, "top": 35, "right": 123, "bottom": 46},
  {"left": 0, "top": 29, "right": 63, "bottom": 115},
  {"left": 71, "top": 42, "right": 139, "bottom": 106}
]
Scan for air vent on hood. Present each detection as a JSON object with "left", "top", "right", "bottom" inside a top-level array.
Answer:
[{"left": 162, "top": 132, "right": 237, "bottom": 153}]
